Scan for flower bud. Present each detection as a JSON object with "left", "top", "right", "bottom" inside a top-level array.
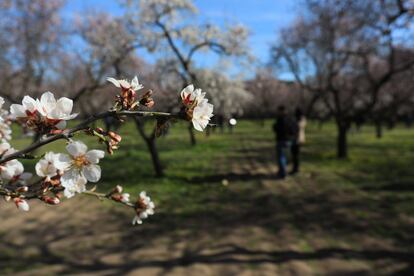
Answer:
[
  {"left": 108, "top": 131, "right": 122, "bottom": 143},
  {"left": 110, "top": 194, "right": 122, "bottom": 202},
  {"left": 14, "top": 198, "right": 30, "bottom": 212},
  {"left": 140, "top": 90, "right": 154, "bottom": 108},
  {"left": 42, "top": 196, "right": 60, "bottom": 205},
  {"left": 114, "top": 185, "right": 123, "bottom": 194},
  {"left": 95, "top": 127, "right": 105, "bottom": 134},
  {"left": 16, "top": 186, "right": 29, "bottom": 193}
]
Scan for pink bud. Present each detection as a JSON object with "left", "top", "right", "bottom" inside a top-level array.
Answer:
[
  {"left": 114, "top": 185, "right": 123, "bottom": 194},
  {"left": 14, "top": 198, "right": 30, "bottom": 212},
  {"left": 42, "top": 196, "right": 60, "bottom": 205},
  {"left": 16, "top": 186, "right": 29, "bottom": 193}
]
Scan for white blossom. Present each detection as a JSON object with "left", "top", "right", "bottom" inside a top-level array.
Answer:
[
  {"left": 0, "top": 120, "right": 11, "bottom": 142},
  {"left": 0, "top": 142, "right": 12, "bottom": 155},
  {"left": 192, "top": 100, "right": 214, "bottom": 131},
  {"left": 107, "top": 76, "right": 143, "bottom": 91},
  {"left": 62, "top": 172, "right": 88, "bottom": 198},
  {"left": 180, "top": 84, "right": 214, "bottom": 131},
  {"left": 10, "top": 92, "right": 77, "bottom": 130},
  {"left": 61, "top": 141, "right": 105, "bottom": 198},
  {"left": 180, "top": 84, "right": 205, "bottom": 107},
  {"left": 35, "top": 152, "right": 70, "bottom": 178},
  {"left": 0, "top": 143, "right": 27, "bottom": 181},
  {"left": 0, "top": 159, "right": 24, "bottom": 180},
  {"left": 132, "top": 191, "right": 155, "bottom": 225},
  {"left": 37, "top": 92, "right": 78, "bottom": 129},
  {"left": 10, "top": 95, "right": 40, "bottom": 119}
]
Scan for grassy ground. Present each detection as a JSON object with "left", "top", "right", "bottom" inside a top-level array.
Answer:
[{"left": 1, "top": 119, "right": 414, "bottom": 275}]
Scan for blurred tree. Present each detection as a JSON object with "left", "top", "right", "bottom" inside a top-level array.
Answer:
[
  {"left": 273, "top": 0, "right": 414, "bottom": 158},
  {"left": 121, "top": 0, "right": 251, "bottom": 145},
  {"left": 0, "top": 0, "right": 66, "bottom": 103},
  {"left": 195, "top": 68, "right": 252, "bottom": 133}
]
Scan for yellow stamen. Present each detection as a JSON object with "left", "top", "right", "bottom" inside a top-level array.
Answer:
[{"left": 73, "top": 155, "right": 89, "bottom": 168}]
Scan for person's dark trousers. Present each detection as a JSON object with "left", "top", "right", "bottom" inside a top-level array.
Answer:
[
  {"left": 291, "top": 140, "right": 300, "bottom": 174},
  {"left": 276, "top": 141, "right": 289, "bottom": 178}
]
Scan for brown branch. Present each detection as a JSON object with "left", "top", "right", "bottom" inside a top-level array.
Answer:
[{"left": 0, "top": 110, "right": 176, "bottom": 165}]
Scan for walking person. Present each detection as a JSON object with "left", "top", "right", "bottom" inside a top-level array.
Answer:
[
  {"left": 290, "top": 108, "right": 306, "bottom": 174},
  {"left": 273, "top": 106, "right": 298, "bottom": 179}
]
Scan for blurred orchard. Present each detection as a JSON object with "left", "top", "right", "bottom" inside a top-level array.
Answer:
[{"left": 0, "top": 0, "right": 414, "bottom": 221}]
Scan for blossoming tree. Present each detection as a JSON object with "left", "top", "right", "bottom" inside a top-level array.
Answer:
[
  {"left": 0, "top": 76, "right": 213, "bottom": 225},
  {"left": 121, "top": 0, "right": 250, "bottom": 145}
]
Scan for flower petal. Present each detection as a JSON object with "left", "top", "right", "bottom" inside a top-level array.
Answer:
[
  {"left": 61, "top": 169, "right": 87, "bottom": 198},
  {"left": 10, "top": 104, "right": 26, "bottom": 118},
  {"left": 82, "top": 164, "right": 101, "bottom": 182},
  {"left": 22, "top": 96, "right": 38, "bottom": 112},
  {"left": 66, "top": 141, "right": 88, "bottom": 157},
  {"left": 107, "top": 77, "right": 120, "bottom": 88},
  {"left": 40, "top": 92, "right": 56, "bottom": 113},
  {"left": 180, "top": 84, "right": 194, "bottom": 99},
  {"left": 56, "top": 97, "right": 73, "bottom": 116},
  {"left": 192, "top": 120, "right": 204, "bottom": 132},
  {"left": 85, "top": 150, "right": 105, "bottom": 164}
]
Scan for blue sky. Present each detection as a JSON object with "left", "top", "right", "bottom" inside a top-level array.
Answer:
[{"left": 64, "top": 0, "right": 298, "bottom": 73}]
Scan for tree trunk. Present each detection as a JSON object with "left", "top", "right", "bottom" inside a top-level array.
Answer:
[
  {"left": 144, "top": 136, "right": 164, "bottom": 177},
  {"left": 375, "top": 121, "right": 383, "bottom": 139},
  {"left": 134, "top": 118, "right": 164, "bottom": 177},
  {"left": 188, "top": 123, "right": 196, "bottom": 146},
  {"left": 337, "top": 123, "right": 348, "bottom": 159}
]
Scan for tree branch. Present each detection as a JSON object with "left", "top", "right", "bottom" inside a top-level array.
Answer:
[{"left": 0, "top": 110, "right": 176, "bottom": 164}]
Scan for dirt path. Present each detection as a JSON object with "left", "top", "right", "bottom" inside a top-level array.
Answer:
[{"left": 1, "top": 135, "right": 413, "bottom": 275}]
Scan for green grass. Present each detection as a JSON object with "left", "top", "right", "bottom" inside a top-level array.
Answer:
[
  {"left": 3, "top": 119, "right": 414, "bottom": 274},
  {"left": 8, "top": 119, "right": 414, "bottom": 242}
]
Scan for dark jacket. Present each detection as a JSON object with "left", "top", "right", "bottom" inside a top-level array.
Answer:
[{"left": 273, "top": 115, "right": 298, "bottom": 142}]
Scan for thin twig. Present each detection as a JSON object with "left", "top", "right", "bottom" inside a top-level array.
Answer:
[{"left": 0, "top": 110, "right": 176, "bottom": 164}]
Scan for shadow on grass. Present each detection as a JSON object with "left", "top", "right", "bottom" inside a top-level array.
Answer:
[
  {"left": 2, "top": 239, "right": 413, "bottom": 275},
  {"left": 1, "top": 184, "right": 414, "bottom": 274}
]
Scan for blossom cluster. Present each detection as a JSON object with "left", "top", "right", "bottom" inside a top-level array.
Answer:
[
  {"left": 0, "top": 74, "right": 213, "bottom": 225},
  {"left": 10, "top": 92, "right": 78, "bottom": 133},
  {"left": 180, "top": 84, "right": 214, "bottom": 131}
]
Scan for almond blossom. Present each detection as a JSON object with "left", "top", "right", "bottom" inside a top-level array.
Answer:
[
  {"left": 35, "top": 152, "right": 69, "bottom": 179},
  {"left": 107, "top": 76, "right": 143, "bottom": 91},
  {"left": 180, "top": 84, "right": 206, "bottom": 107},
  {"left": 10, "top": 95, "right": 39, "bottom": 119},
  {"left": 0, "top": 142, "right": 26, "bottom": 181},
  {"left": 0, "top": 120, "right": 11, "bottom": 142},
  {"left": 61, "top": 141, "right": 105, "bottom": 198},
  {"left": 37, "top": 92, "right": 78, "bottom": 129},
  {"left": 192, "top": 100, "right": 214, "bottom": 131},
  {"left": 180, "top": 84, "right": 214, "bottom": 131},
  {"left": 10, "top": 92, "right": 77, "bottom": 131},
  {"left": 1, "top": 159, "right": 24, "bottom": 180},
  {"left": 107, "top": 76, "right": 144, "bottom": 110},
  {"left": 132, "top": 191, "right": 155, "bottom": 225}
]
